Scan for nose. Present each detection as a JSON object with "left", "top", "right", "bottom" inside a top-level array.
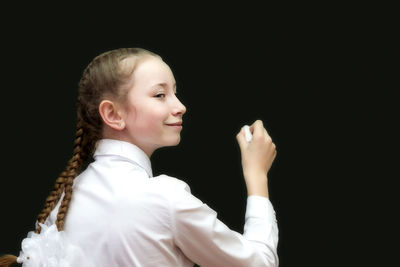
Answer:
[{"left": 172, "top": 96, "right": 187, "bottom": 116}]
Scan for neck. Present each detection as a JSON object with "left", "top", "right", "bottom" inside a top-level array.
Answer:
[{"left": 101, "top": 127, "right": 156, "bottom": 158}]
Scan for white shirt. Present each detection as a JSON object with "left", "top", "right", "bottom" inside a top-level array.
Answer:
[{"left": 45, "top": 139, "right": 279, "bottom": 267}]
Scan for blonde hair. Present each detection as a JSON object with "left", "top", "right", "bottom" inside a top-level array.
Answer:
[{"left": 0, "top": 47, "right": 160, "bottom": 266}]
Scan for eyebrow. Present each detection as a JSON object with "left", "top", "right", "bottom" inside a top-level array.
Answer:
[{"left": 154, "top": 82, "right": 177, "bottom": 93}]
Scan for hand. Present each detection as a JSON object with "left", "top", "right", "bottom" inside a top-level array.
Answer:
[{"left": 236, "top": 120, "right": 277, "bottom": 196}]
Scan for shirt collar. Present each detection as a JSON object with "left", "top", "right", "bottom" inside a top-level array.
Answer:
[{"left": 93, "top": 139, "right": 153, "bottom": 178}]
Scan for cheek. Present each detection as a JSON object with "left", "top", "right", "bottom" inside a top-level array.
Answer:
[
  {"left": 134, "top": 105, "right": 168, "bottom": 133},
  {"left": 145, "top": 106, "right": 166, "bottom": 123}
]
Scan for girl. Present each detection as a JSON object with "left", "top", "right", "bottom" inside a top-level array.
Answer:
[{"left": 0, "top": 48, "right": 279, "bottom": 266}]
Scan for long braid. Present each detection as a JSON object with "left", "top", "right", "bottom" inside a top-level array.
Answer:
[
  {"left": 35, "top": 121, "right": 88, "bottom": 233},
  {"left": 34, "top": 176, "right": 65, "bottom": 233},
  {"left": 55, "top": 124, "right": 87, "bottom": 231}
]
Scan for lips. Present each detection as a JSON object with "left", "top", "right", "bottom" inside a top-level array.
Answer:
[{"left": 166, "top": 121, "right": 182, "bottom": 126}]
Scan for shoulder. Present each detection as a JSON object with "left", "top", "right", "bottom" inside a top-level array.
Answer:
[
  {"left": 115, "top": 174, "right": 202, "bottom": 213},
  {"left": 146, "top": 174, "right": 207, "bottom": 208},
  {"left": 109, "top": 175, "right": 194, "bottom": 225},
  {"left": 149, "top": 174, "right": 192, "bottom": 195},
  {"left": 149, "top": 174, "right": 205, "bottom": 209}
]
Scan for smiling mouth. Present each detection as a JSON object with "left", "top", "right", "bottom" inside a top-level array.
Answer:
[{"left": 166, "top": 122, "right": 182, "bottom": 126}]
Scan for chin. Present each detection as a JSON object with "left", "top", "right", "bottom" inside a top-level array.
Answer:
[{"left": 166, "top": 136, "right": 182, "bottom": 146}]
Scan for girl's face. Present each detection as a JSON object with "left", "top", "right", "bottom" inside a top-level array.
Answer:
[{"left": 120, "top": 56, "right": 186, "bottom": 157}]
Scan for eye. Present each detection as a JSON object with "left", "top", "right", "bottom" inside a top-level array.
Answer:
[{"left": 155, "top": 93, "right": 166, "bottom": 99}]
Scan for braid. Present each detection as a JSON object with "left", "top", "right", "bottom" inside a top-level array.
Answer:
[
  {"left": 34, "top": 176, "right": 65, "bottom": 233},
  {"left": 35, "top": 121, "right": 88, "bottom": 233},
  {"left": 55, "top": 124, "right": 87, "bottom": 231}
]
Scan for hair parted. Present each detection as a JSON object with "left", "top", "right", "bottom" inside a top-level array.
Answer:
[{"left": 1, "top": 47, "right": 159, "bottom": 267}]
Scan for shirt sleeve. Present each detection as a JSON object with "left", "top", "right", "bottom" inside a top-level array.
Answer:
[{"left": 170, "top": 179, "right": 279, "bottom": 267}]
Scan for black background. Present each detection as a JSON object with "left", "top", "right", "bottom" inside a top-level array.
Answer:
[{"left": 0, "top": 4, "right": 395, "bottom": 266}]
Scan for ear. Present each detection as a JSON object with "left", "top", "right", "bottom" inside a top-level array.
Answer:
[{"left": 98, "top": 100, "right": 125, "bottom": 130}]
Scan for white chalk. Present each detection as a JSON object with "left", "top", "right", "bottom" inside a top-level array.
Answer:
[{"left": 243, "top": 125, "right": 253, "bottom": 142}]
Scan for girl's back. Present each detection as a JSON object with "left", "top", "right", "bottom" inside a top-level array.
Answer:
[{"left": 47, "top": 139, "right": 194, "bottom": 266}]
